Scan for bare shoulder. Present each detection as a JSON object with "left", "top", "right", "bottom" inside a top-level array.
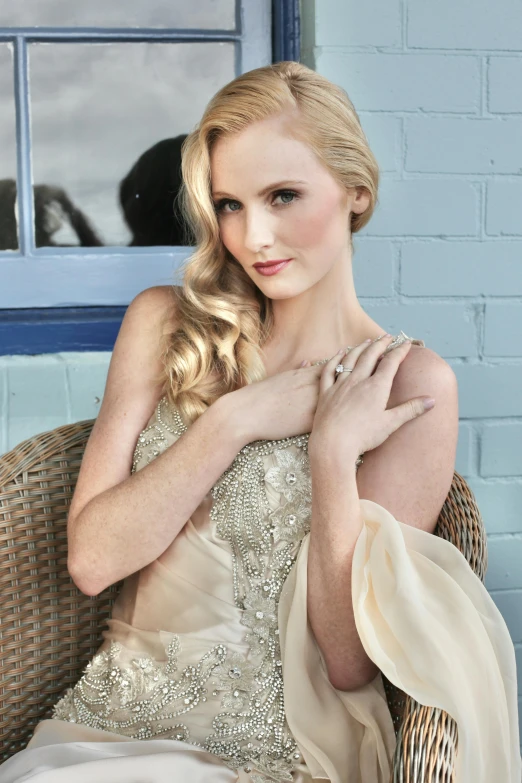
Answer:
[
  {"left": 357, "top": 343, "right": 459, "bottom": 533},
  {"left": 388, "top": 342, "right": 458, "bottom": 426},
  {"left": 97, "top": 284, "right": 179, "bottom": 413},
  {"left": 123, "top": 284, "right": 179, "bottom": 335},
  {"left": 393, "top": 343, "right": 457, "bottom": 395},
  {"left": 392, "top": 341, "right": 458, "bottom": 480},
  {"left": 68, "top": 285, "right": 180, "bottom": 525}
]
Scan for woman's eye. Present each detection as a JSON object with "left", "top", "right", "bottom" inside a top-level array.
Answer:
[
  {"left": 274, "top": 190, "right": 296, "bottom": 205},
  {"left": 216, "top": 199, "right": 240, "bottom": 213},
  {"left": 214, "top": 190, "right": 297, "bottom": 214}
]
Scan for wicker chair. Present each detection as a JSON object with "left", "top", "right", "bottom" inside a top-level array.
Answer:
[{"left": 0, "top": 420, "right": 488, "bottom": 780}]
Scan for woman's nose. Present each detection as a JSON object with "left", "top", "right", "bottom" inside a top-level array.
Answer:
[{"left": 243, "top": 208, "right": 274, "bottom": 253}]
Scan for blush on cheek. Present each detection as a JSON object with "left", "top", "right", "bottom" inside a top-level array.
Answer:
[{"left": 291, "top": 196, "right": 343, "bottom": 251}]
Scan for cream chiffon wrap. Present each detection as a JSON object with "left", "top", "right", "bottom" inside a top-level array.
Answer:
[
  {"left": 279, "top": 498, "right": 521, "bottom": 783},
  {"left": 0, "top": 498, "right": 519, "bottom": 783}
]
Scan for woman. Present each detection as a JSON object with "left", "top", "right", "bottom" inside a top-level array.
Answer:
[{"left": 1, "top": 61, "right": 519, "bottom": 783}]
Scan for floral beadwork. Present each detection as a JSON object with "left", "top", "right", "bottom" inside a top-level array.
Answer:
[
  {"left": 52, "top": 637, "right": 227, "bottom": 741},
  {"left": 268, "top": 495, "right": 312, "bottom": 545},
  {"left": 205, "top": 437, "right": 314, "bottom": 780},
  {"left": 131, "top": 396, "right": 187, "bottom": 473},
  {"left": 210, "top": 650, "right": 260, "bottom": 710},
  {"left": 264, "top": 447, "right": 312, "bottom": 503},
  {"left": 242, "top": 591, "right": 278, "bottom": 640}
]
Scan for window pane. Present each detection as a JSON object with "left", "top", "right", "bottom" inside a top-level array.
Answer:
[
  {"left": 29, "top": 42, "right": 235, "bottom": 247},
  {"left": 0, "top": 44, "right": 18, "bottom": 251},
  {"left": 0, "top": 0, "right": 235, "bottom": 30}
]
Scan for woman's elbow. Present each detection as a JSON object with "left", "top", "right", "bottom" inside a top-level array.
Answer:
[
  {"left": 67, "top": 555, "right": 104, "bottom": 596},
  {"left": 66, "top": 506, "right": 106, "bottom": 595},
  {"left": 327, "top": 661, "right": 381, "bottom": 692}
]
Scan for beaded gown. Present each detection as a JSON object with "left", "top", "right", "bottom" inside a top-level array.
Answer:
[{"left": 0, "top": 332, "right": 520, "bottom": 783}]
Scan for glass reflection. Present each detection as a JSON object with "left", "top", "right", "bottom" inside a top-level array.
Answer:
[
  {"left": 120, "top": 136, "right": 195, "bottom": 247},
  {"left": 30, "top": 42, "right": 235, "bottom": 247},
  {"left": 33, "top": 183, "right": 104, "bottom": 247},
  {"left": 0, "top": 44, "right": 18, "bottom": 251},
  {"left": 0, "top": 0, "right": 235, "bottom": 30}
]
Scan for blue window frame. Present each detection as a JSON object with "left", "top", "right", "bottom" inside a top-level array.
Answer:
[{"left": 0, "top": 0, "right": 300, "bottom": 354}]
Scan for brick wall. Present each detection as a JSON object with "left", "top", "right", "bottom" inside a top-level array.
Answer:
[
  {"left": 0, "top": 354, "right": 110, "bottom": 454},
  {"left": 301, "top": 0, "right": 522, "bottom": 751}
]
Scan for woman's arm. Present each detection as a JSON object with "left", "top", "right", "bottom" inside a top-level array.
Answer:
[
  {"left": 67, "top": 286, "right": 247, "bottom": 597},
  {"left": 306, "top": 346, "right": 458, "bottom": 691}
]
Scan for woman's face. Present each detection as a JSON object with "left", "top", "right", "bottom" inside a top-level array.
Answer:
[{"left": 209, "top": 112, "right": 369, "bottom": 298}]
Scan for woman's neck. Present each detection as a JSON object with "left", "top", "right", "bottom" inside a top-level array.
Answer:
[{"left": 261, "top": 319, "right": 387, "bottom": 378}]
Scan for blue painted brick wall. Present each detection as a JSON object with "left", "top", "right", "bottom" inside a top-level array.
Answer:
[{"left": 302, "top": 0, "right": 522, "bottom": 751}]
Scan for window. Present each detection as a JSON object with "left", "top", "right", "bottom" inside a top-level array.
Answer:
[{"left": 0, "top": 0, "right": 300, "bottom": 353}]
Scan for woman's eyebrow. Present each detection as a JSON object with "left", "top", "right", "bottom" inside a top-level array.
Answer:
[{"left": 211, "top": 179, "right": 308, "bottom": 199}]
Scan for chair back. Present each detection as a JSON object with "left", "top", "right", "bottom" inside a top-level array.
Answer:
[{"left": 0, "top": 420, "right": 122, "bottom": 761}]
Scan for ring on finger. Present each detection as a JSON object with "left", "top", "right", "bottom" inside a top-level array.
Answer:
[
  {"left": 334, "top": 363, "right": 354, "bottom": 376},
  {"left": 334, "top": 343, "right": 363, "bottom": 376},
  {"left": 334, "top": 334, "right": 393, "bottom": 376}
]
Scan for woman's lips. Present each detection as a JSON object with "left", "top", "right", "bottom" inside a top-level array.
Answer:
[{"left": 253, "top": 259, "right": 293, "bottom": 276}]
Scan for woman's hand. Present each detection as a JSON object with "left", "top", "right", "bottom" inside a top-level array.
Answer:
[
  {"left": 307, "top": 335, "right": 436, "bottom": 463},
  {"left": 226, "top": 360, "right": 324, "bottom": 444}
]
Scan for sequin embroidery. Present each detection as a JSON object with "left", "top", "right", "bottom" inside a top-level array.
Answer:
[
  {"left": 52, "top": 637, "right": 226, "bottom": 741},
  {"left": 131, "top": 396, "right": 187, "bottom": 473}
]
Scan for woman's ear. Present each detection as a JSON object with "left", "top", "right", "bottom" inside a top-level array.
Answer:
[{"left": 351, "top": 186, "right": 371, "bottom": 215}]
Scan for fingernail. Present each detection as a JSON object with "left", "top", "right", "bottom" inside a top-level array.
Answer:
[
  {"left": 300, "top": 359, "right": 307, "bottom": 367},
  {"left": 337, "top": 348, "right": 344, "bottom": 354},
  {"left": 423, "top": 397, "right": 436, "bottom": 410},
  {"left": 364, "top": 338, "right": 372, "bottom": 343}
]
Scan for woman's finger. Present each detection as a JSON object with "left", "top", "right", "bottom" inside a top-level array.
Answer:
[
  {"left": 386, "top": 394, "right": 436, "bottom": 435},
  {"left": 319, "top": 337, "right": 378, "bottom": 393},
  {"left": 318, "top": 348, "right": 348, "bottom": 394},
  {"left": 373, "top": 339, "right": 413, "bottom": 378},
  {"left": 335, "top": 334, "right": 395, "bottom": 383}
]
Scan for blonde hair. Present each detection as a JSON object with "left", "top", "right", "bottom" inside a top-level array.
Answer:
[{"left": 159, "top": 61, "right": 380, "bottom": 425}]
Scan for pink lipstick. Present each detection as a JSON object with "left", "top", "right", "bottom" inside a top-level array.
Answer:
[{"left": 253, "top": 259, "right": 293, "bottom": 276}]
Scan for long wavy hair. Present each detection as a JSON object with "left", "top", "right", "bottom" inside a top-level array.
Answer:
[{"left": 158, "top": 61, "right": 380, "bottom": 425}]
